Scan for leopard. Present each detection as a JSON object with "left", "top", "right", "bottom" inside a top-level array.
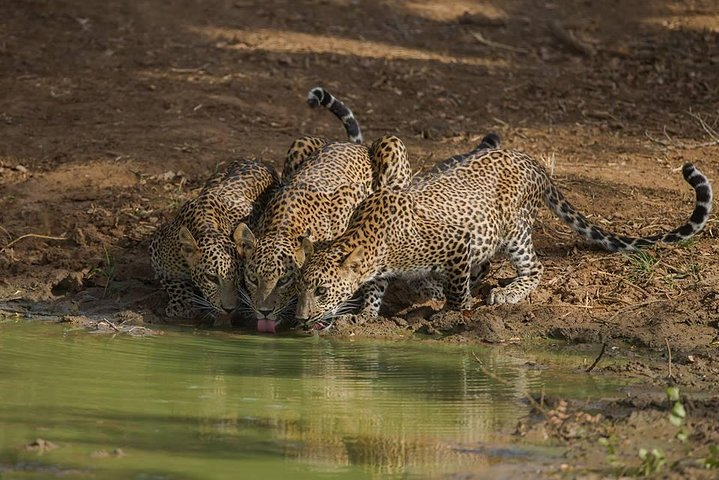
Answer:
[
  {"left": 295, "top": 142, "right": 713, "bottom": 328},
  {"left": 149, "top": 86, "right": 365, "bottom": 322},
  {"left": 149, "top": 159, "right": 278, "bottom": 322},
  {"left": 236, "top": 126, "right": 412, "bottom": 333}
]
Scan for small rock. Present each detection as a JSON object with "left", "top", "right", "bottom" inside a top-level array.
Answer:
[
  {"left": 416, "top": 321, "right": 440, "bottom": 335},
  {"left": 51, "top": 271, "right": 85, "bottom": 296},
  {"left": 472, "top": 313, "right": 506, "bottom": 343},
  {"left": 15, "top": 164, "right": 28, "bottom": 173},
  {"left": 25, "top": 438, "right": 59, "bottom": 453},
  {"left": 90, "top": 448, "right": 126, "bottom": 459},
  {"left": 404, "top": 305, "right": 437, "bottom": 324}
]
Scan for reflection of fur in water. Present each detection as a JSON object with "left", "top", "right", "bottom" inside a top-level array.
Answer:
[
  {"left": 189, "top": 342, "right": 539, "bottom": 475},
  {"left": 288, "top": 345, "right": 536, "bottom": 474},
  {"left": 343, "top": 435, "right": 482, "bottom": 476}
]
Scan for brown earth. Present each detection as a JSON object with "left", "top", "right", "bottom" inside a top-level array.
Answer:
[{"left": 1, "top": 0, "right": 718, "bottom": 477}]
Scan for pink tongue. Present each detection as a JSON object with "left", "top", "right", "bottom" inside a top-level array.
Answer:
[{"left": 257, "top": 319, "right": 277, "bottom": 334}]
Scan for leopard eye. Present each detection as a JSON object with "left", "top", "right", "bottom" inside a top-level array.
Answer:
[
  {"left": 276, "top": 274, "right": 291, "bottom": 287},
  {"left": 207, "top": 274, "right": 220, "bottom": 285},
  {"left": 245, "top": 271, "right": 258, "bottom": 285},
  {"left": 315, "top": 286, "right": 327, "bottom": 296}
]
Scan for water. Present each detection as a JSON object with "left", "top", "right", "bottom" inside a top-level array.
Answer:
[{"left": 0, "top": 321, "right": 625, "bottom": 479}]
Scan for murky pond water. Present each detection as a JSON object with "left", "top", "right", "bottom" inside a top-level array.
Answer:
[{"left": 0, "top": 321, "right": 626, "bottom": 479}]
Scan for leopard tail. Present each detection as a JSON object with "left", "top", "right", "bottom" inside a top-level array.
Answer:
[
  {"left": 307, "top": 87, "right": 363, "bottom": 144},
  {"left": 472, "top": 133, "right": 501, "bottom": 152},
  {"left": 544, "top": 163, "right": 712, "bottom": 251}
]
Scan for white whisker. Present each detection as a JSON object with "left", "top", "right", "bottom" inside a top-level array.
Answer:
[{"left": 237, "top": 287, "right": 253, "bottom": 306}]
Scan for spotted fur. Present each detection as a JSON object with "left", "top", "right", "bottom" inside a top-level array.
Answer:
[
  {"left": 149, "top": 159, "right": 279, "bottom": 321},
  {"left": 296, "top": 145, "right": 712, "bottom": 326},
  {"left": 281, "top": 136, "right": 329, "bottom": 182},
  {"left": 237, "top": 135, "right": 411, "bottom": 333},
  {"left": 404, "top": 133, "right": 502, "bottom": 303},
  {"left": 150, "top": 88, "right": 366, "bottom": 322}
]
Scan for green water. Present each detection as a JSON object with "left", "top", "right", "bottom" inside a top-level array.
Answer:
[{"left": 0, "top": 321, "right": 625, "bottom": 479}]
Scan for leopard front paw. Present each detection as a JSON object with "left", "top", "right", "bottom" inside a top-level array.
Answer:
[{"left": 487, "top": 287, "right": 523, "bottom": 305}]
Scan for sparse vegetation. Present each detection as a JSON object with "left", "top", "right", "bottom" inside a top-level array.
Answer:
[
  {"left": 91, "top": 246, "right": 117, "bottom": 298},
  {"left": 625, "top": 250, "right": 659, "bottom": 284},
  {"left": 594, "top": 387, "right": 718, "bottom": 477}
]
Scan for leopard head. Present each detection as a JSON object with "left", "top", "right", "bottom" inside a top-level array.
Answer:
[
  {"left": 178, "top": 226, "right": 241, "bottom": 316},
  {"left": 235, "top": 223, "right": 312, "bottom": 333},
  {"left": 295, "top": 240, "right": 367, "bottom": 327}
]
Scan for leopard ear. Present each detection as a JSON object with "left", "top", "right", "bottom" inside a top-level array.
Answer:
[
  {"left": 296, "top": 234, "right": 314, "bottom": 266},
  {"left": 178, "top": 226, "right": 201, "bottom": 267},
  {"left": 340, "top": 246, "right": 365, "bottom": 274},
  {"left": 233, "top": 223, "right": 255, "bottom": 258}
]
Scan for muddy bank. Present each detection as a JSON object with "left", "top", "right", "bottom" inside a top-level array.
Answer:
[{"left": 1, "top": 0, "right": 717, "bottom": 352}]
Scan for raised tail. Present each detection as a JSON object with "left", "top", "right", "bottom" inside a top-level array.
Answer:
[
  {"left": 545, "top": 163, "right": 713, "bottom": 251},
  {"left": 307, "top": 87, "right": 363, "bottom": 144},
  {"left": 472, "top": 132, "right": 501, "bottom": 152}
]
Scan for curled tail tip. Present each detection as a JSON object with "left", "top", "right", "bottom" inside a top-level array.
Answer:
[
  {"left": 481, "top": 133, "right": 501, "bottom": 149},
  {"left": 307, "top": 87, "right": 326, "bottom": 108},
  {"left": 682, "top": 163, "right": 698, "bottom": 179}
]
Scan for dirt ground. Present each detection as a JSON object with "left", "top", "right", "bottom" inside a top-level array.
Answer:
[{"left": 1, "top": 0, "right": 718, "bottom": 476}]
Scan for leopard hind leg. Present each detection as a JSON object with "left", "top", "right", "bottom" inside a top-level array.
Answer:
[
  {"left": 443, "top": 232, "right": 475, "bottom": 311},
  {"left": 487, "top": 222, "right": 543, "bottom": 305},
  {"left": 281, "top": 136, "right": 328, "bottom": 182},
  {"left": 369, "top": 135, "right": 412, "bottom": 191}
]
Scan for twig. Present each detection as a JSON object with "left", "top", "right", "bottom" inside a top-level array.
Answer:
[
  {"left": 470, "top": 31, "right": 529, "bottom": 54},
  {"left": 604, "top": 299, "right": 664, "bottom": 324},
  {"left": 472, "top": 352, "right": 548, "bottom": 415},
  {"left": 543, "top": 303, "right": 595, "bottom": 309},
  {"left": 100, "top": 319, "right": 121, "bottom": 332},
  {"left": 596, "top": 270, "right": 651, "bottom": 296},
  {"left": 665, "top": 337, "right": 673, "bottom": 380},
  {"left": 0, "top": 296, "right": 23, "bottom": 302},
  {"left": 2, "top": 233, "right": 67, "bottom": 251},
  {"left": 0, "top": 225, "right": 12, "bottom": 241},
  {"left": 0, "top": 308, "right": 66, "bottom": 321},
  {"left": 646, "top": 111, "right": 719, "bottom": 150},
  {"left": 0, "top": 307, "right": 28, "bottom": 315},
  {"left": 169, "top": 63, "right": 209, "bottom": 73},
  {"left": 586, "top": 342, "right": 607, "bottom": 373},
  {"left": 687, "top": 110, "right": 719, "bottom": 141},
  {"left": 548, "top": 21, "right": 595, "bottom": 57}
]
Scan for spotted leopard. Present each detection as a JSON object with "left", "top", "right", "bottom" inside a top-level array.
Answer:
[
  {"left": 150, "top": 87, "right": 364, "bottom": 322},
  {"left": 237, "top": 112, "right": 412, "bottom": 333},
  {"left": 149, "top": 159, "right": 278, "bottom": 322},
  {"left": 296, "top": 144, "right": 712, "bottom": 327}
]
